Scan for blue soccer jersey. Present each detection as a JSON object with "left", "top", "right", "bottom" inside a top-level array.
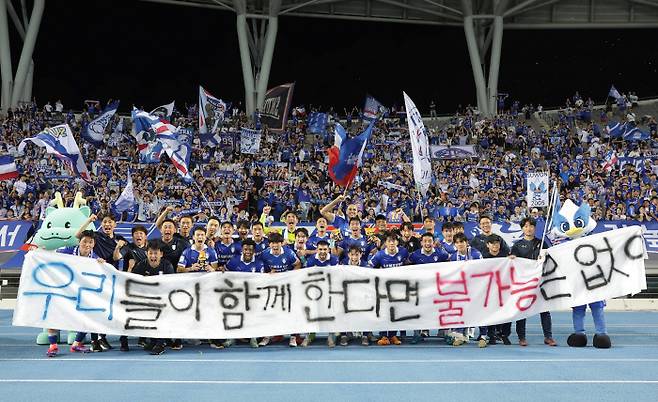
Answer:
[
  {"left": 226, "top": 255, "right": 265, "bottom": 273},
  {"left": 261, "top": 248, "right": 300, "bottom": 273},
  {"left": 441, "top": 240, "right": 457, "bottom": 254},
  {"left": 215, "top": 240, "right": 242, "bottom": 266},
  {"left": 337, "top": 235, "right": 375, "bottom": 263},
  {"left": 57, "top": 246, "right": 99, "bottom": 259},
  {"left": 306, "top": 233, "right": 331, "bottom": 250},
  {"left": 368, "top": 247, "right": 409, "bottom": 268},
  {"left": 331, "top": 215, "right": 350, "bottom": 236},
  {"left": 306, "top": 254, "right": 338, "bottom": 267},
  {"left": 450, "top": 247, "right": 483, "bottom": 261},
  {"left": 409, "top": 248, "right": 450, "bottom": 264},
  {"left": 252, "top": 238, "right": 269, "bottom": 258},
  {"left": 178, "top": 245, "right": 218, "bottom": 272}
]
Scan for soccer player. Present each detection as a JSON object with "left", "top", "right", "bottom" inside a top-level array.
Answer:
[
  {"left": 179, "top": 214, "right": 194, "bottom": 240},
  {"left": 320, "top": 194, "right": 361, "bottom": 236},
  {"left": 178, "top": 226, "right": 219, "bottom": 273},
  {"left": 214, "top": 221, "right": 242, "bottom": 269},
  {"left": 74, "top": 213, "right": 123, "bottom": 351},
  {"left": 236, "top": 220, "right": 251, "bottom": 243},
  {"left": 224, "top": 239, "right": 264, "bottom": 349},
  {"left": 510, "top": 217, "right": 557, "bottom": 347},
  {"left": 291, "top": 227, "right": 312, "bottom": 266},
  {"left": 131, "top": 240, "right": 175, "bottom": 355},
  {"left": 334, "top": 217, "right": 376, "bottom": 264},
  {"left": 113, "top": 225, "right": 148, "bottom": 272},
  {"left": 448, "top": 232, "right": 484, "bottom": 347},
  {"left": 440, "top": 222, "right": 457, "bottom": 254},
  {"left": 399, "top": 222, "right": 421, "bottom": 253},
  {"left": 158, "top": 218, "right": 191, "bottom": 268},
  {"left": 408, "top": 232, "right": 449, "bottom": 343},
  {"left": 260, "top": 232, "right": 301, "bottom": 347},
  {"left": 54, "top": 230, "right": 105, "bottom": 356},
  {"left": 470, "top": 215, "right": 510, "bottom": 255},
  {"left": 369, "top": 232, "right": 409, "bottom": 346},
  {"left": 205, "top": 216, "right": 221, "bottom": 245},
  {"left": 251, "top": 221, "right": 269, "bottom": 258},
  {"left": 306, "top": 217, "right": 331, "bottom": 251},
  {"left": 306, "top": 240, "right": 338, "bottom": 267},
  {"left": 280, "top": 210, "right": 299, "bottom": 244},
  {"left": 482, "top": 234, "right": 511, "bottom": 345}
]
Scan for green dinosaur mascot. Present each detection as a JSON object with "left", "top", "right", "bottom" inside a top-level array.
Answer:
[{"left": 33, "top": 192, "right": 95, "bottom": 346}]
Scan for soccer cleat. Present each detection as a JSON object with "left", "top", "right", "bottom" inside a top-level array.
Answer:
[
  {"left": 46, "top": 344, "right": 59, "bottom": 357},
  {"left": 519, "top": 339, "right": 528, "bottom": 347},
  {"left": 289, "top": 337, "right": 297, "bottom": 347},
  {"left": 98, "top": 337, "right": 112, "bottom": 351},
  {"left": 488, "top": 336, "right": 497, "bottom": 345},
  {"left": 501, "top": 335, "right": 511, "bottom": 345},
  {"left": 90, "top": 340, "right": 103, "bottom": 352},
  {"left": 209, "top": 340, "right": 224, "bottom": 349},
  {"left": 340, "top": 335, "right": 349, "bottom": 346},
  {"left": 222, "top": 339, "right": 235, "bottom": 348},
  {"left": 137, "top": 338, "right": 146, "bottom": 348},
  {"left": 452, "top": 335, "right": 465, "bottom": 347},
  {"left": 258, "top": 337, "right": 271, "bottom": 347},
  {"left": 377, "top": 336, "right": 390, "bottom": 346},
  {"left": 301, "top": 337, "right": 310, "bottom": 348},
  {"left": 70, "top": 343, "right": 90, "bottom": 353},
  {"left": 120, "top": 340, "right": 130, "bottom": 352},
  {"left": 390, "top": 336, "right": 402, "bottom": 345},
  {"left": 150, "top": 344, "right": 165, "bottom": 355},
  {"left": 327, "top": 334, "right": 336, "bottom": 348},
  {"left": 250, "top": 338, "right": 259, "bottom": 348},
  {"left": 593, "top": 334, "right": 611, "bottom": 349},
  {"left": 361, "top": 336, "right": 369, "bottom": 346},
  {"left": 420, "top": 330, "right": 430, "bottom": 337},
  {"left": 170, "top": 339, "right": 183, "bottom": 350},
  {"left": 544, "top": 337, "right": 558, "bottom": 347},
  {"left": 477, "top": 337, "right": 488, "bottom": 348}
]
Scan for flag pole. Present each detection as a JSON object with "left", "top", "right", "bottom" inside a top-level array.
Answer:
[
  {"left": 539, "top": 179, "right": 559, "bottom": 256},
  {"left": 192, "top": 178, "right": 216, "bottom": 216}
]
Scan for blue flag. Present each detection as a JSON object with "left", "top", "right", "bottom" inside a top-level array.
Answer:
[
  {"left": 622, "top": 124, "right": 649, "bottom": 142},
  {"left": 307, "top": 112, "right": 328, "bottom": 135},
  {"left": 327, "top": 121, "right": 374, "bottom": 187},
  {"left": 82, "top": 100, "right": 120, "bottom": 147},
  {"left": 363, "top": 94, "right": 388, "bottom": 121}
]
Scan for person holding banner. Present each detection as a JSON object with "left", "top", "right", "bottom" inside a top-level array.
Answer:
[
  {"left": 131, "top": 240, "right": 175, "bottom": 355},
  {"left": 509, "top": 217, "right": 557, "bottom": 347},
  {"left": 470, "top": 215, "right": 510, "bottom": 256},
  {"left": 482, "top": 234, "right": 512, "bottom": 346},
  {"left": 214, "top": 222, "right": 242, "bottom": 269},
  {"left": 55, "top": 230, "right": 105, "bottom": 355}
]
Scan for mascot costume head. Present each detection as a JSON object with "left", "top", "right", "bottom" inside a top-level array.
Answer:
[
  {"left": 550, "top": 197, "right": 611, "bottom": 349},
  {"left": 33, "top": 192, "right": 94, "bottom": 250}
]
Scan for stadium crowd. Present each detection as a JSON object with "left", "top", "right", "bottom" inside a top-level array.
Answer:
[
  {"left": 1, "top": 94, "right": 655, "bottom": 356},
  {"left": 0, "top": 93, "right": 657, "bottom": 227}
]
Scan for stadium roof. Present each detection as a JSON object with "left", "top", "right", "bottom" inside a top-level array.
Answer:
[{"left": 142, "top": 0, "right": 658, "bottom": 28}]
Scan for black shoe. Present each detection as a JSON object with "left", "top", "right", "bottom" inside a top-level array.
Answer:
[
  {"left": 143, "top": 342, "right": 155, "bottom": 352},
  {"left": 120, "top": 340, "right": 129, "bottom": 352},
  {"left": 171, "top": 339, "right": 183, "bottom": 350},
  {"left": 593, "top": 334, "right": 611, "bottom": 349},
  {"left": 501, "top": 335, "right": 512, "bottom": 345},
  {"left": 150, "top": 344, "right": 165, "bottom": 355},
  {"left": 567, "top": 333, "right": 588, "bottom": 347},
  {"left": 489, "top": 336, "right": 497, "bottom": 345},
  {"left": 98, "top": 337, "right": 112, "bottom": 351},
  {"left": 209, "top": 339, "right": 224, "bottom": 349},
  {"left": 137, "top": 337, "right": 146, "bottom": 348},
  {"left": 90, "top": 340, "right": 103, "bottom": 353}
]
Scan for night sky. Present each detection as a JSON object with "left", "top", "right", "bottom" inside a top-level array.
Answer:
[{"left": 18, "top": 0, "right": 658, "bottom": 114}]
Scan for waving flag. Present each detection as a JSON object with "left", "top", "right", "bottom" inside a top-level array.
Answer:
[
  {"left": 623, "top": 125, "right": 650, "bottom": 142},
  {"left": 18, "top": 124, "right": 91, "bottom": 182},
  {"left": 150, "top": 101, "right": 175, "bottom": 121},
  {"left": 307, "top": 112, "right": 328, "bottom": 135},
  {"left": 606, "top": 121, "right": 624, "bottom": 138},
  {"left": 261, "top": 83, "right": 295, "bottom": 132},
  {"left": 0, "top": 155, "right": 19, "bottom": 180},
  {"left": 81, "top": 100, "right": 120, "bottom": 147},
  {"left": 608, "top": 85, "right": 622, "bottom": 100},
  {"left": 602, "top": 150, "right": 618, "bottom": 172},
  {"left": 199, "top": 86, "right": 227, "bottom": 134},
  {"left": 114, "top": 169, "right": 135, "bottom": 213},
  {"left": 403, "top": 91, "right": 432, "bottom": 197},
  {"left": 327, "top": 121, "right": 374, "bottom": 187},
  {"left": 240, "top": 128, "right": 262, "bottom": 154},
  {"left": 363, "top": 94, "right": 388, "bottom": 121}
]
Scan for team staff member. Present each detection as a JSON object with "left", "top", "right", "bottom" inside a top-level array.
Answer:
[
  {"left": 510, "top": 217, "right": 557, "bottom": 347},
  {"left": 114, "top": 225, "right": 149, "bottom": 272},
  {"left": 470, "top": 215, "right": 510, "bottom": 255},
  {"left": 159, "top": 218, "right": 191, "bottom": 268},
  {"left": 131, "top": 240, "right": 175, "bottom": 355},
  {"left": 481, "top": 234, "right": 510, "bottom": 345}
]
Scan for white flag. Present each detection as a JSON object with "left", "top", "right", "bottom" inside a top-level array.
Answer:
[
  {"left": 526, "top": 172, "right": 549, "bottom": 208},
  {"left": 150, "top": 101, "right": 175, "bottom": 120},
  {"left": 114, "top": 169, "right": 135, "bottom": 213},
  {"left": 199, "top": 86, "right": 227, "bottom": 134},
  {"left": 403, "top": 92, "right": 432, "bottom": 196},
  {"left": 240, "top": 128, "right": 262, "bottom": 154}
]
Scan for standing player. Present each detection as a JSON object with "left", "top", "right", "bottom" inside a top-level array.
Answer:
[
  {"left": 369, "top": 232, "right": 409, "bottom": 346},
  {"left": 178, "top": 227, "right": 219, "bottom": 273},
  {"left": 320, "top": 194, "right": 361, "bottom": 236},
  {"left": 334, "top": 217, "right": 376, "bottom": 264},
  {"left": 214, "top": 221, "right": 242, "bottom": 269},
  {"left": 131, "top": 240, "right": 175, "bottom": 355},
  {"left": 440, "top": 222, "right": 457, "bottom": 254},
  {"left": 159, "top": 218, "right": 191, "bottom": 268},
  {"left": 113, "top": 225, "right": 148, "bottom": 272},
  {"left": 482, "top": 234, "right": 511, "bottom": 345},
  {"left": 224, "top": 239, "right": 264, "bottom": 349},
  {"left": 510, "top": 217, "right": 557, "bottom": 347},
  {"left": 399, "top": 222, "right": 421, "bottom": 253},
  {"left": 260, "top": 232, "right": 301, "bottom": 347},
  {"left": 306, "top": 217, "right": 331, "bottom": 251},
  {"left": 302, "top": 240, "right": 338, "bottom": 347},
  {"left": 251, "top": 221, "right": 269, "bottom": 258}
]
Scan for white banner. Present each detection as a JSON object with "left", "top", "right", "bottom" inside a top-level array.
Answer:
[
  {"left": 403, "top": 92, "right": 432, "bottom": 197},
  {"left": 240, "top": 128, "right": 262, "bottom": 154},
  {"left": 430, "top": 145, "right": 478, "bottom": 159},
  {"left": 526, "top": 172, "right": 550, "bottom": 208},
  {"left": 13, "top": 227, "right": 646, "bottom": 339}
]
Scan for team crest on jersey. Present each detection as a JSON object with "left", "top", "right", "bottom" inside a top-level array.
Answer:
[
  {"left": 397, "top": 255, "right": 402, "bottom": 261},
  {"left": 282, "top": 258, "right": 287, "bottom": 263},
  {"left": 433, "top": 256, "right": 438, "bottom": 261},
  {"left": 172, "top": 244, "right": 176, "bottom": 250}
]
